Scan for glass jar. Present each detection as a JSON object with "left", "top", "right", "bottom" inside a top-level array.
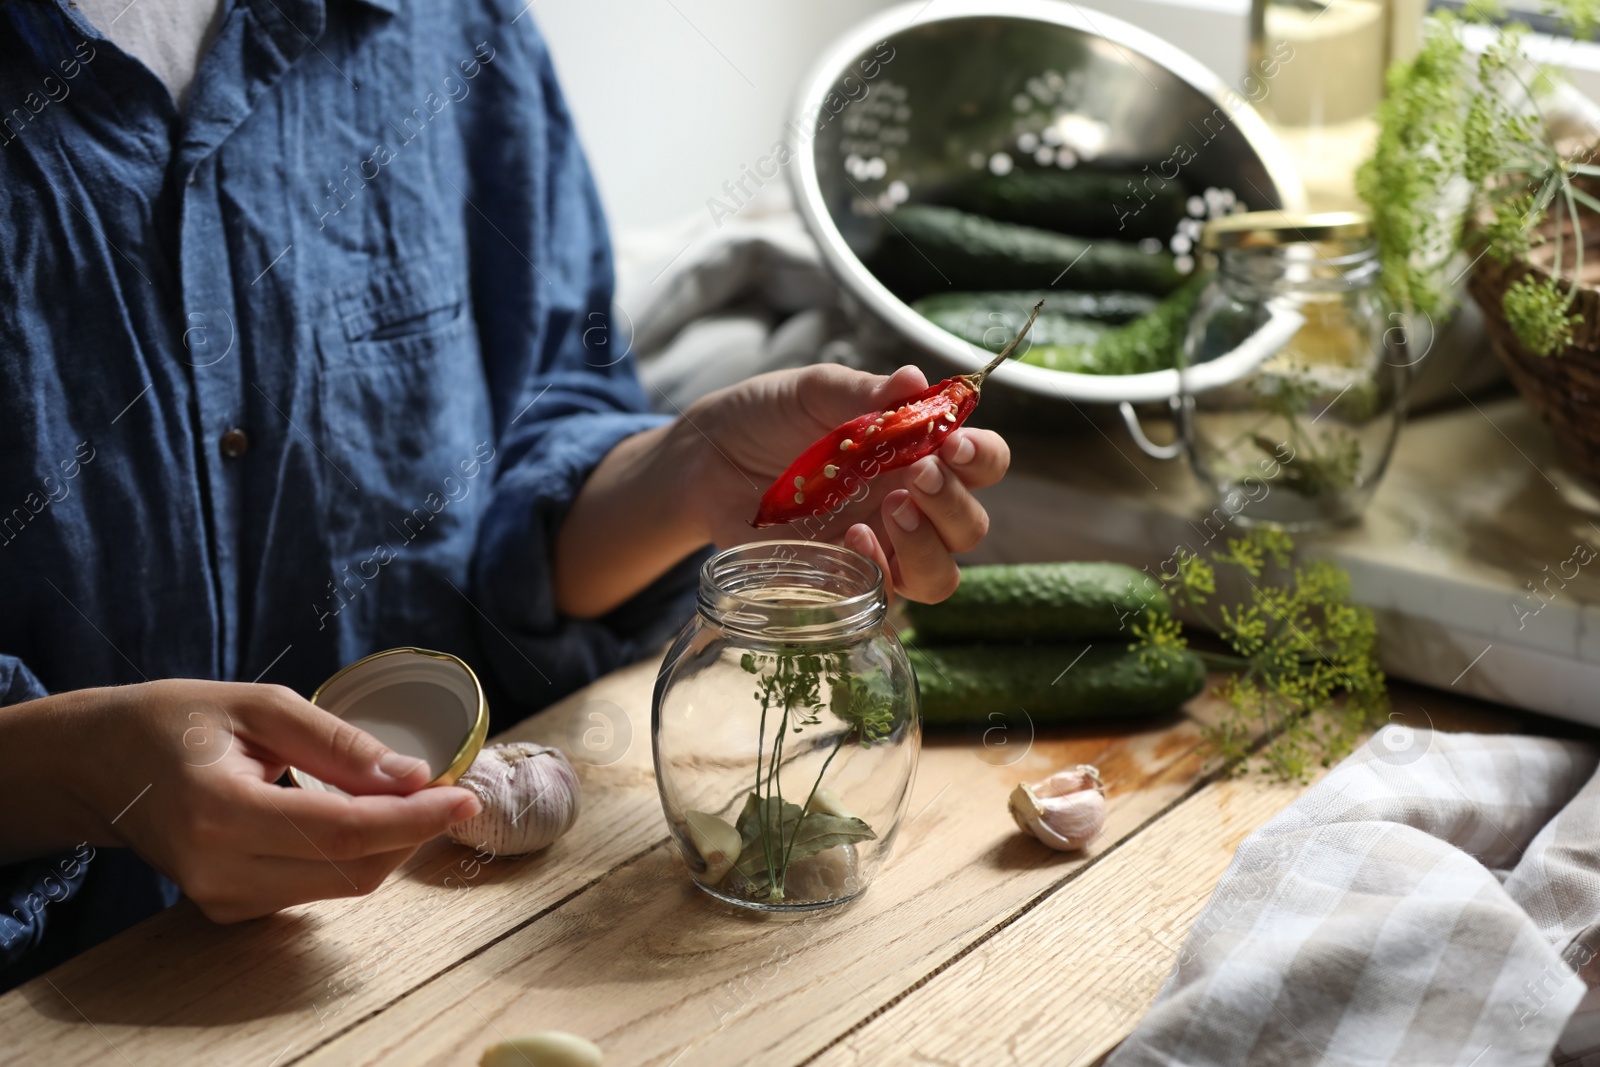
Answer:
[
  {"left": 1179, "top": 211, "right": 1408, "bottom": 530},
  {"left": 653, "top": 541, "right": 919, "bottom": 912}
]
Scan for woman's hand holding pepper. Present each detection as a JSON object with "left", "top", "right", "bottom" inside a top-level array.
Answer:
[
  {"left": 682, "top": 364, "right": 1010, "bottom": 603},
  {"left": 554, "top": 364, "right": 1010, "bottom": 616}
]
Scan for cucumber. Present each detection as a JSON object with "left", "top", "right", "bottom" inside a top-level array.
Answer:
[
  {"left": 908, "top": 643, "right": 1206, "bottom": 726},
  {"left": 915, "top": 295, "right": 1110, "bottom": 352},
  {"left": 912, "top": 291, "right": 1159, "bottom": 348},
  {"left": 1020, "top": 275, "right": 1207, "bottom": 376},
  {"left": 867, "top": 206, "right": 1184, "bottom": 302},
  {"left": 903, "top": 562, "right": 1167, "bottom": 644},
  {"left": 938, "top": 169, "right": 1189, "bottom": 241}
]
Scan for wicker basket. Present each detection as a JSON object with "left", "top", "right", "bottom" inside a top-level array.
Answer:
[{"left": 1468, "top": 244, "right": 1600, "bottom": 485}]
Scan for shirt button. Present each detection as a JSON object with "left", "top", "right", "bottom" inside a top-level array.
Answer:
[{"left": 220, "top": 428, "right": 250, "bottom": 459}]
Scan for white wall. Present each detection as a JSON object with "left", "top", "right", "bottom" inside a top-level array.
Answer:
[{"left": 535, "top": 0, "right": 903, "bottom": 233}]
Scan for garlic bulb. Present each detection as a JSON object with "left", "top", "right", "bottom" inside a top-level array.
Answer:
[
  {"left": 480, "top": 1031, "right": 601, "bottom": 1067},
  {"left": 448, "top": 743, "right": 581, "bottom": 856},
  {"left": 1008, "top": 764, "right": 1106, "bottom": 851}
]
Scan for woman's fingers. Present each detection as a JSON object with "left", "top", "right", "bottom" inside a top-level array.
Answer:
[
  {"left": 938, "top": 428, "right": 1009, "bottom": 491},
  {"left": 878, "top": 439, "right": 999, "bottom": 602},
  {"left": 905, "top": 455, "right": 990, "bottom": 555},
  {"left": 244, "top": 780, "right": 479, "bottom": 862},
  {"left": 71, "top": 678, "right": 489, "bottom": 926},
  {"left": 236, "top": 684, "right": 433, "bottom": 796},
  {"left": 784, "top": 373, "right": 1009, "bottom": 605},
  {"left": 880, "top": 489, "right": 962, "bottom": 603},
  {"left": 869, "top": 364, "right": 932, "bottom": 408},
  {"left": 842, "top": 523, "right": 896, "bottom": 602},
  {"left": 791, "top": 364, "right": 930, "bottom": 431}
]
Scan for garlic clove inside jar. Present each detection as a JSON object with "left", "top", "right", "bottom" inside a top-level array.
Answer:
[{"left": 683, "top": 810, "right": 742, "bottom": 885}]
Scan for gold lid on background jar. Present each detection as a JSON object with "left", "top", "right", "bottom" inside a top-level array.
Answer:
[
  {"left": 289, "top": 647, "right": 489, "bottom": 792},
  {"left": 1201, "top": 210, "right": 1371, "bottom": 251}
]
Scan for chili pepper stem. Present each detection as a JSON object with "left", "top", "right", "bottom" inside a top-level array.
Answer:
[{"left": 965, "top": 300, "right": 1044, "bottom": 390}]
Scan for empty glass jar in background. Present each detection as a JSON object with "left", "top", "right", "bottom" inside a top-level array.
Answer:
[
  {"left": 1179, "top": 211, "right": 1409, "bottom": 530},
  {"left": 653, "top": 541, "right": 919, "bottom": 912}
]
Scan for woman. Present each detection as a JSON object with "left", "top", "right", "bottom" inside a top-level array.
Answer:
[{"left": 0, "top": 0, "right": 1008, "bottom": 986}]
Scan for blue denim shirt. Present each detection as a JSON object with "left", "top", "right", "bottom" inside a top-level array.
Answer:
[{"left": 0, "top": 0, "right": 697, "bottom": 987}]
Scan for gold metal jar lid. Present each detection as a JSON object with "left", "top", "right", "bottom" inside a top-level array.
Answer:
[
  {"left": 1201, "top": 210, "right": 1372, "bottom": 251},
  {"left": 289, "top": 647, "right": 489, "bottom": 793}
]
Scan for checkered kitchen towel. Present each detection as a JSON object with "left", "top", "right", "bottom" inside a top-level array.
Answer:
[{"left": 1107, "top": 726, "right": 1600, "bottom": 1067}]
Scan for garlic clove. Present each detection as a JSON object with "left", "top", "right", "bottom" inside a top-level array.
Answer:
[
  {"left": 1009, "top": 782, "right": 1053, "bottom": 841},
  {"left": 780, "top": 842, "right": 858, "bottom": 901},
  {"left": 480, "top": 1031, "right": 602, "bottom": 1067},
  {"left": 684, "top": 810, "right": 742, "bottom": 885},
  {"left": 1008, "top": 763, "right": 1107, "bottom": 852},
  {"left": 1032, "top": 763, "right": 1104, "bottom": 800},
  {"left": 448, "top": 743, "right": 581, "bottom": 857},
  {"left": 805, "top": 787, "right": 856, "bottom": 820}
]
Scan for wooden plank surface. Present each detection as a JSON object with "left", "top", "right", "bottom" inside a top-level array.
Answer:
[
  {"left": 810, "top": 771, "right": 1318, "bottom": 1067},
  {"left": 0, "top": 653, "right": 1240, "bottom": 1067},
  {"left": 0, "top": 648, "right": 1530, "bottom": 1067}
]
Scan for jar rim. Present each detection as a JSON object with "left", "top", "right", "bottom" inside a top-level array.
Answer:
[
  {"left": 698, "top": 540, "right": 886, "bottom": 642},
  {"left": 1201, "top": 210, "right": 1371, "bottom": 250},
  {"left": 1214, "top": 239, "right": 1380, "bottom": 293}
]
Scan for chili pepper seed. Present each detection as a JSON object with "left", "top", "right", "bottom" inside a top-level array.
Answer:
[{"left": 824, "top": 465, "right": 839, "bottom": 478}]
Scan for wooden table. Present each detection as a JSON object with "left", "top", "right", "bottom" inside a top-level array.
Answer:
[{"left": 0, "top": 658, "right": 1528, "bottom": 1066}]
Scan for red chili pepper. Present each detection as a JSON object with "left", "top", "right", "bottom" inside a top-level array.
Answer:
[{"left": 752, "top": 301, "right": 1043, "bottom": 529}]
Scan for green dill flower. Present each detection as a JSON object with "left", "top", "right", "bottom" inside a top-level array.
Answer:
[
  {"left": 1361, "top": 5, "right": 1597, "bottom": 345},
  {"left": 1483, "top": 194, "right": 1537, "bottom": 265},
  {"left": 829, "top": 673, "right": 897, "bottom": 745},
  {"left": 1503, "top": 275, "right": 1581, "bottom": 356},
  {"left": 1132, "top": 530, "right": 1388, "bottom": 782}
]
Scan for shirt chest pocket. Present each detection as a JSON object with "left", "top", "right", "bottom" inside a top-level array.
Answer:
[{"left": 315, "top": 261, "right": 495, "bottom": 551}]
